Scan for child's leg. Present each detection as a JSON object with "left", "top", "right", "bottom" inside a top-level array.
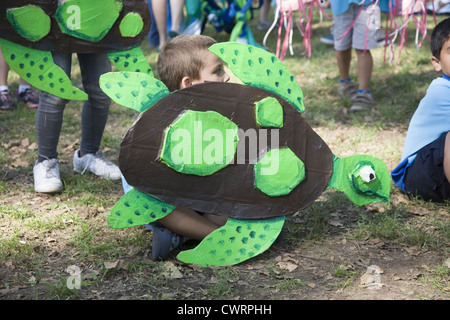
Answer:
[
  {"left": 336, "top": 48, "right": 352, "bottom": 81},
  {"left": 444, "top": 131, "right": 450, "bottom": 183},
  {"left": 355, "top": 49, "right": 373, "bottom": 91},
  {"left": 152, "top": 0, "right": 168, "bottom": 47},
  {"left": 158, "top": 207, "right": 226, "bottom": 240},
  {"left": 169, "top": 0, "right": 185, "bottom": 34},
  {"left": 0, "top": 50, "right": 10, "bottom": 87}
]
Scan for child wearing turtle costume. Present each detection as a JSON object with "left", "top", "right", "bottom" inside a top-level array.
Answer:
[
  {"left": 102, "top": 35, "right": 390, "bottom": 267},
  {"left": 391, "top": 17, "right": 450, "bottom": 202},
  {"left": 122, "top": 34, "right": 231, "bottom": 260}
]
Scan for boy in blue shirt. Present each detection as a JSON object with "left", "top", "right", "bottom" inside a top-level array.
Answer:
[{"left": 391, "top": 17, "right": 450, "bottom": 202}]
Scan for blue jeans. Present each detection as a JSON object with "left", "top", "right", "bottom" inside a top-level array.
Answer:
[
  {"left": 36, "top": 53, "right": 111, "bottom": 162},
  {"left": 147, "top": 0, "right": 160, "bottom": 47}
]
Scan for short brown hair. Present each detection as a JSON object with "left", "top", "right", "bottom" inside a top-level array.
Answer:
[{"left": 157, "top": 34, "right": 217, "bottom": 92}]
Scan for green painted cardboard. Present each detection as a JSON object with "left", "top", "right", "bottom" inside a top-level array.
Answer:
[
  {"left": 119, "top": 12, "right": 144, "bottom": 37},
  {"left": 255, "top": 96, "right": 284, "bottom": 128},
  {"left": 209, "top": 42, "right": 305, "bottom": 113},
  {"left": 0, "top": 38, "right": 88, "bottom": 100},
  {"left": 55, "top": 0, "right": 122, "bottom": 42},
  {"left": 6, "top": 5, "right": 50, "bottom": 42},
  {"left": 159, "top": 110, "right": 239, "bottom": 176},
  {"left": 177, "top": 216, "right": 285, "bottom": 266},
  {"left": 108, "top": 188, "right": 175, "bottom": 229},
  {"left": 99, "top": 71, "right": 167, "bottom": 112}
]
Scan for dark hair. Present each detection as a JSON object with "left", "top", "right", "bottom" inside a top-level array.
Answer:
[
  {"left": 157, "top": 35, "right": 217, "bottom": 92},
  {"left": 431, "top": 17, "right": 450, "bottom": 59}
]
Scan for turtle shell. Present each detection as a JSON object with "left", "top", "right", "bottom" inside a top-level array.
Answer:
[
  {"left": 0, "top": 0, "right": 150, "bottom": 53},
  {"left": 120, "top": 82, "right": 334, "bottom": 220}
]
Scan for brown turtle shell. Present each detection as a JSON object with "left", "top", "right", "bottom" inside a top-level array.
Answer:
[
  {"left": 0, "top": 0, "right": 150, "bottom": 53},
  {"left": 120, "top": 82, "right": 334, "bottom": 220}
]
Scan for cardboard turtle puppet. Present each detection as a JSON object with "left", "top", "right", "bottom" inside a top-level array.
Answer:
[
  {"left": 0, "top": 0, "right": 152, "bottom": 100},
  {"left": 100, "top": 42, "right": 391, "bottom": 267}
]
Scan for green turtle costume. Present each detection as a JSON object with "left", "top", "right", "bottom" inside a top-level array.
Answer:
[
  {"left": 0, "top": 0, "right": 153, "bottom": 100},
  {"left": 99, "top": 42, "right": 391, "bottom": 267}
]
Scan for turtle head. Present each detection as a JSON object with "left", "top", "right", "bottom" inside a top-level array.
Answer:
[{"left": 328, "top": 155, "right": 391, "bottom": 206}]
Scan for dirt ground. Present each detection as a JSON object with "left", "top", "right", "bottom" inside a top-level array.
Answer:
[{"left": 0, "top": 127, "right": 448, "bottom": 302}]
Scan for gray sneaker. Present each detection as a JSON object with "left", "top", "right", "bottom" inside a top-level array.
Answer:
[
  {"left": 338, "top": 81, "right": 358, "bottom": 100},
  {"left": 33, "top": 159, "right": 64, "bottom": 193},
  {"left": 73, "top": 149, "right": 121, "bottom": 180},
  {"left": 350, "top": 91, "right": 374, "bottom": 112}
]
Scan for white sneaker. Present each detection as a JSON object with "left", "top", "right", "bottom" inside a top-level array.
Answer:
[
  {"left": 73, "top": 149, "right": 121, "bottom": 180},
  {"left": 33, "top": 159, "right": 64, "bottom": 193}
]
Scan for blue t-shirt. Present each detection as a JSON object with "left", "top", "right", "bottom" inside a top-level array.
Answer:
[
  {"left": 330, "top": 0, "right": 373, "bottom": 15},
  {"left": 391, "top": 75, "right": 450, "bottom": 192},
  {"left": 330, "top": 0, "right": 395, "bottom": 15}
]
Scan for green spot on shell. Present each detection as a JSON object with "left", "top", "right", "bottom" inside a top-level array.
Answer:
[
  {"left": 119, "top": 12, "right": 144, "bottom": 37},
  {"left": 254, "top": 96, "right": 284, "bottom": 128},
  {"left": 7, "top": 5, "right": 51, "bottom": 42},
  {"left": 55, "top": 0, "right": 121, "bottom": 42},
  {"left": 254, "top": 148, "right": 306, "bottom": 197},
  {"left": 159, "top": 110, "right": 239, "bottom": 176}
]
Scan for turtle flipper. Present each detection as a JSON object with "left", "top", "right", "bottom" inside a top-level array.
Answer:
[
  {"left": 0, "top": 39, "right": 88, "bottom": 100},
  {"left": 209, "top": 42, "right": 304, "bottom": 113},
  {"left": 177, "top": 216, "right": 285, "bottom": 267},
  {"left": 108, "top": 47, "right": 154, "bottom": 76},
  {"left": 99, "top": 71, "right": 169, "bottom": 112},
  {"left": 108, "top": 188, "right": 175, "bottom": 229}
]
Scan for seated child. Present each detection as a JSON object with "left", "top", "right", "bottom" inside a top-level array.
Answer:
[
  {"left": 391, "top": 17, "right": 450, "bottom": 202},
  {"left": 122, "top": 34, "right": 231, "bottom": 260}
]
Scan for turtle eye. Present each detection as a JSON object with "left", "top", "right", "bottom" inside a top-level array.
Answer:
[{"left": 359, "top": 166, "right": 376, "bottom": 183}]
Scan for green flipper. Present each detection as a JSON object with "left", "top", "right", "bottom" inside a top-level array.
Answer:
[
  {"left": 177, "top": 216, "right": 285, "bottom": 267},
  {"left": 108, "top": 188, "right": 175, "bottom": 229},
  {"left": 0, "top": 39, "right": 88, "bottom": 100},
  {"left": 209, "top": 42, "right": 304, "bottom": 113},
  {"left": 99, "top": 71, "right": 169, "bottom": 112},
  {"left": 108, "top": 47, "right": 154, "bottom": 76}
]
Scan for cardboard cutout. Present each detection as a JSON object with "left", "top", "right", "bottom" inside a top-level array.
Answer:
[
  {"left": 100, "top": 42, "right": 391, "bottom": 267},
  {"left": 0, "top": 0, "right": 152, "bottom": 100}
]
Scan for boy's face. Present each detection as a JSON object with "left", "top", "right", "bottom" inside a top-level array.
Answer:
[
  {"left": 191, "top": 51, "right": 230, "bottom": 85},
  {"left": 431, "top": 38, "right": 450, "bottom": 77}
]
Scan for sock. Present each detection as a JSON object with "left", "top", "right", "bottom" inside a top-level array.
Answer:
[
  {"left": 0, "top": 85, "right": 9, "bottom": 92},
  {"left": 358, "top": 89, "right": 371, "bottom": 94},
  {"left": 18, "top": 84, "right": 31, "bottom": 94},
  {"left": 339, "top": 77, "right": 352, "bottom": 83}
]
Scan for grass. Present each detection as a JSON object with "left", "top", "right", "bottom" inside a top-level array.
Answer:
[{"left": 0, "top": 12, "right": 449, "bottom": 300}]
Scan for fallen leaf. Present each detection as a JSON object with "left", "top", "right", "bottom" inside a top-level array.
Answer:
[
  {"left": 162, "top": 261, "right": 183, "bottom": 279},
  {"left": 21, "top": 138, "right": 30, "bottom": 148},
  {"left": 104, "top": 260, "right": 124, "bottom": 269},
  {"left": 329, "top": 219, "right": 343, "bottom": 227},
  {"left": 276, "top": 261, "right": 298, "bottom": 272}
]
